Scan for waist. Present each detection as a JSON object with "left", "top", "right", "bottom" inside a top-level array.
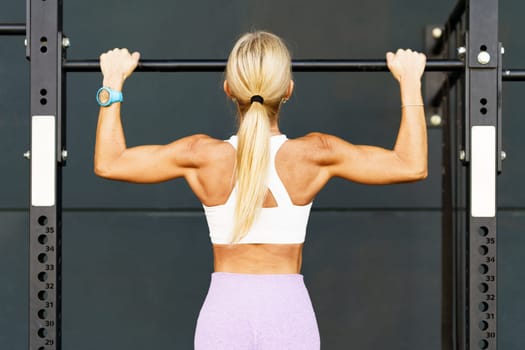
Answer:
[
  {"left": 204, "top": 272, "right": 310, "bottom": 312},
  {"left": 212, "top": 243, "right": 303, "bottom": 274},
  {"left": 208, "top": 272, "right": 306, "bottom": 295}
]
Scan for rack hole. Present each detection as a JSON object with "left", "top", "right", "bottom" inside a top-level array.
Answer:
[
  {"left": 39, "top": 37, "right": 48, "bottom": 53},
  {"left": 479, "top": 302, "right": 489, "bottom": 312},
  {"left": 480, "top": 107, "right": 487, "bottom": 115},
  {"left": 38, "top": 253, "right": 48, "bottom": 263},
  {"left": 479, "top": 320, "right": 489, "bottom": 331},
  {"left": 480, "top": 98, "right": 487, "bottom": 105},
  {"left": 38, "top": 290, "right": 48, "bottom": 301},
  {"left": 38, "top": 272, "right": 48, "bottom": 282},
  {"left": 479, "top": 339, "right": 489, "bottom": 349},
  {"left": 38, "top": 309, "right": 47, "bottom": 319},
  {"left": 37, "top": 328, "right": 47, "bottom": 338},
  {"left": 38, "top": 347, "right": 45, "bottom": 350},
  {"left": 479, "top": 283, "right": 489, "bottom": 293},
  {"left": 478, "top": 226, "right": 489, "bottom": 236},
  {"left": 479, "top": 245, "right": 489, "bottom": 255},
  {"left": 40, "top": 89, "right": 47, "bottom": 96},
  {"left": 38, "top": 216, "right": 48, "bottom": 226},
  {"left": 38, "top": 234, "right": 48, "bottom": 245},
  {"left": 480, "top": 45, "right": 487, "bottom": 51},
  {"left": 479, "top": 264, "right": 489, "bottom": 274},
  {"left": 40, "top": 98, "right": 47, "bottom": 105}
]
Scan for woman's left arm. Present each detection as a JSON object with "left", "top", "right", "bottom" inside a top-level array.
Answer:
[{"left": 94, "top": 48, "right": 206, "bottom": 183}]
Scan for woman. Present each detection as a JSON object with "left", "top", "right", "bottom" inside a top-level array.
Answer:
[{"left": 95, "top": 31, "right": 427, "bottom": 350}]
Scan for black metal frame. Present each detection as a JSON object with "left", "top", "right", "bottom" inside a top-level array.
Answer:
[
  {"left": 430, "top": 1, "right": 501, "bottom": 350},
  {"left": 0, "top": 0, "right": 524, "bottom": 349},
  {"left": 466, "top": 2, "right": 499, "bottom": 349},
  {"left": 26, "top": 0, "right": 65, "bottom": 349}
]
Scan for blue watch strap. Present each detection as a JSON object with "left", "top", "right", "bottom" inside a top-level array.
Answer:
[
  {"left": 111, "top": 89, "right": 123, "bottom": 104},
  {"left": 96, "top": 87, "right": 123, "bottom": 106}
]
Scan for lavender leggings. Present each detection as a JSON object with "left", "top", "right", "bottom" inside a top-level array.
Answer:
[{"left": 194, "top": 272, "right": 321, "bottom": 349}]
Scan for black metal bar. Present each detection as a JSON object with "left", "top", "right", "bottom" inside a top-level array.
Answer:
[
  {"left": 64, "top": 58, "right": 465, "bottom": 72},
  {"left": 439, "top": 27, "right": 454, "bottom": 350},
  {"left": 0, "top": 23, "right": 26, "bottom": 35},
  {"left": 466, "top": 1, "right": 499, "bottom": 350},
  {"left": 453, "top": 22, "right": 467, "bottom": 350},
  {"left": 497, "top": 44, "right": 503, "bottom": 174},
  {"left": 29, "top": 0, "right": 62, "bottom": 349},
  {"left": 64, "top": 58, "right": 525, "bottom": 78},
  {"left": 502, "top": 69, "right": 525, "bottom": 81},
  {"left": 431, "top": 0, "right": 467, "bottom": 55}
]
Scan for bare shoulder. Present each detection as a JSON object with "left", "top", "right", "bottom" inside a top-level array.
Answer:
[
  {"left": 288, "top": 132, "right": 341, "bottom": 150},
  {"left": 180, "top": 133, "right": 232, "bottom": 154},
  {"left": 284, "top": 132, "right": 342, "bottom": 165},
  {"left": 181, "top": 133, "right": 223, "bottom": 148},
  {"left": 170, "top": 134, "right": 234, "bottom": 168}
]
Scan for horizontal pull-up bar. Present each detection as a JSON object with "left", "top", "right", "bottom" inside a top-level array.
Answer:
[
  {"left": 0, "top": 24, "right": 25, "bottom": 35},
  {"left": 65, "top": 59, "right": 465, "bottom": 72},
  {"left": 63, "top": 60, "right": 525, "bottom": 81},
  {"left": 503, "top": 70, "right": 525, "bottom": 81}
]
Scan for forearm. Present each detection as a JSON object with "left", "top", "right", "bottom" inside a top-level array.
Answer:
[
  {"left": 393, "top": 78, "right": 428, "bottom": 177},
  {"left": 94, "top": 78, "right": 126, "bottom": 174}
]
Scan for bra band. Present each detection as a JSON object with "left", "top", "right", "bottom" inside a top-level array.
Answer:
[{"left": 250, "top": 95, "right": 264, "bottom": 104}]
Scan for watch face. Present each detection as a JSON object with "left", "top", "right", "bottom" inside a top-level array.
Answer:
[{"left": 98, "top": 89, "right": 110, "bottom": 104}]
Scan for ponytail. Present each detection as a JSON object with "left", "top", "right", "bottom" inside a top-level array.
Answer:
[
  {"left": 225, "top": 31, "right": 292, "bottom": 243},
  {"left": 231, "top": 102, "right": 271, "bottom": 243}
]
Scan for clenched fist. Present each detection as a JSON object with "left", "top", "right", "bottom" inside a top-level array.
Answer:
[
  {"left": 100, "top": 48, "right": 141, "bottom": 90},
  {"left": 386, "top": 49, "right": 426, "bottom": 83}
]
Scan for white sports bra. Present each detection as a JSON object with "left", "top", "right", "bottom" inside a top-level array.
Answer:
[{"left": 202, "top": 134, "right": 313, "bottom": 244}]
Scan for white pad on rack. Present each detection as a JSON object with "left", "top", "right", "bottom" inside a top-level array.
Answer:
[
  {"left": 31, "top": 115, "right": 56, "bottom": 207},
  {"left": 471, "top": 126, "right": 496, "bottom": 217}
]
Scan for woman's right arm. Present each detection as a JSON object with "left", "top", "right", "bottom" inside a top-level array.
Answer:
[
  {"left": 94, "top": 48, "right": 213, "bottom": 184},
  {"left": 315, "top": 49, "right": 428, "bottom": 185}
]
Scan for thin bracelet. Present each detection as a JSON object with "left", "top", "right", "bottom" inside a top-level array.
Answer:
[{"left": 401, "top": 104, "right": 424, "bottom": 108}]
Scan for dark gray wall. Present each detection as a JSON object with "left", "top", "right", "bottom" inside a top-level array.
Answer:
[{"left": 1, "top": 0, "right": 524, "bottom": 349}]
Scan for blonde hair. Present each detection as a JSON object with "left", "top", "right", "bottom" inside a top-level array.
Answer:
[{"left": 225, "top": 31, "right": 292, "bottom": 243}]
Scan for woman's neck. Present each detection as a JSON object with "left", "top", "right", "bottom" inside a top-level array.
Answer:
[{"left": 270, "top": 121, "right": 281, "bottom": 135}]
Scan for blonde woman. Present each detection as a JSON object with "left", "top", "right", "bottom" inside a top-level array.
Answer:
[{"left": 95, "top": 31, "right": 427, "bottom": 349}]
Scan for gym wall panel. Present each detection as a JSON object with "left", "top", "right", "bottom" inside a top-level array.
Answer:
[
  {"left": 0, "top": 36, "right": 29, "bottom": 208},
  {"left": 0, "top": 212, "right": 28, "bottom": 350},
  {"left": 60, "top": 211, "right": 443, "bottom": 350},
  {"left": 2, "top": 0, "right": 455, "bottom": 209}
]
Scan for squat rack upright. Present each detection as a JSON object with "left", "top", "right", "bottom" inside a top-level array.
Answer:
[{"left": 1, "top": 0, "right": 524, "bottom": 349}]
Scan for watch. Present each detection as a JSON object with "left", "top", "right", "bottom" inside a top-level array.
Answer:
[{"left": 96, "top": 87, "right": 123, "bottom": 107}]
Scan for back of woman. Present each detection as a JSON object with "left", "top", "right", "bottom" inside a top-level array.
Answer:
[{"left": 94, "top": 31, "right": 427, "bottom": 350}]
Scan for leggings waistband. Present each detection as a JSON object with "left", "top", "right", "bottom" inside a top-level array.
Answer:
[{"left": 211, "top": 271, "right": 303, "bottom": 280}]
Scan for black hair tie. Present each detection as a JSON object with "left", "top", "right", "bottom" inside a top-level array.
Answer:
[{"left": 250, "top": 95, "right": 264, "bottom": 104}]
